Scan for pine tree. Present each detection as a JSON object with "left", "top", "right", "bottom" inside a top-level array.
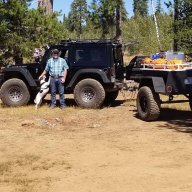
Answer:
[
  {"left": 67, "top": 0, "right": 88, "bottom": 38},
  {"left": 114, "top": 0, "right": 126, "bottom": 42},
  {"left": 133, "top": 0, "right": 148, "bottom": 17},
  {"left": 156, "top": 0, "right": 162, "bottom": 14},
  {"left": 89, "top": 0, "right": 127, "bottom": 39},
  {"left": 173, "top": 0, "right": 192, "bottom": 53},
  {"left": 0, "top": 0, "right": 66, "bottom": 64}
]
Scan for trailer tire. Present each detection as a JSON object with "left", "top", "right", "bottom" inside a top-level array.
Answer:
[
  {"left": 137, "top": 86, "right": 161, "bottom": 121},
  {"left": 74, "top": 78, "right": 105, "bottom": 108},
  {"left": 0, "top": 78, "right": 30, "bottom": 107}
]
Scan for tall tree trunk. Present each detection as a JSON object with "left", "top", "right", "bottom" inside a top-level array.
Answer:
[
  {"left": 173, "top": 0, "right": 179, "bottom": 51},
  {"left": 114, "top": 3, "right": 122, "bottom": 43}
]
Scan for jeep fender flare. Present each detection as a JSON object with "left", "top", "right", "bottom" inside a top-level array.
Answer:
[
  {"left": 67, "top": 69, "right": 110, "bottom": 88},
  {"left": 4, "top": 67, "right": 37, "bottom": 88}
]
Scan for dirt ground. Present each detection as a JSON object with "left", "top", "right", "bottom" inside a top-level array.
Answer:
[{"left": 0, "top": 93, "right": 192, "bottom": 192}]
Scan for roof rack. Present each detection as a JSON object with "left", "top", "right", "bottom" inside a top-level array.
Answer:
[{"left": 60, "top": 39, "right": 120, "bottom": 44}]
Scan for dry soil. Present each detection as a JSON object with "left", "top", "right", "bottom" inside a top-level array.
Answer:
[{"left": 0, "top": 94, "right": 192, "bottom": 192}]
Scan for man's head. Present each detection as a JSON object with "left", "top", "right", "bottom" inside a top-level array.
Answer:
[{"left": 52, "top": 49, "right": 60, "bottom": 59}]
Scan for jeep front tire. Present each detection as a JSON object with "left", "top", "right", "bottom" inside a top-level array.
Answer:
[
  {"left": 74, "top": 78, "right": 105, "bottom": 108},
  {"left": 0, "top": 78, "right": 30, "bottom": 106}
]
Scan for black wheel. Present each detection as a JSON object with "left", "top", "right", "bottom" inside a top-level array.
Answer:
[
  {"left": 136, "top": 86, "right": 161, "bottom": 121},
  {"left": 0, "top": 78, "right": 30, "bottom": 106},
  {"left": 189, "top": 94, "right": 192, "bottom": 111},
  {"left": 104, "top": 90, "right": 119, "bottom": 104},
  {"left": 74, "top": 78, "right": 105, "bottom": 108}
]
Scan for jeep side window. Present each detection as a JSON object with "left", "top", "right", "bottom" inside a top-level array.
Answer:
[
  {"left": 59, "top": 49, "right": 68, "bottom": 58},
  {"left": 73, "top": 47, "right": 107, "bottom": 66},
  {"left": 75, "top": 50, "right": 85, "bottom": 63}
]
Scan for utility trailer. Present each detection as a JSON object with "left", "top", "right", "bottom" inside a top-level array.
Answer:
[{"left": 126, "top": 56, "right": 192, "bottom": 121}]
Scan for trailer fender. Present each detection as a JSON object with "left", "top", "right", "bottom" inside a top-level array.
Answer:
[{"left": 152, "top": 77, "right": 165, "bottom": 93}]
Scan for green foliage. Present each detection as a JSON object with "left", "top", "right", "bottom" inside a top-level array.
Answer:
[
  {"left": 89, "top": 0, "right": 127, "bottom": 38},
  {"left": 133, "top": 0, "right": 148, "bottom": 17},
  {"left": 1, "top": 0, "right": 192, "bottom": 64},
  {"left": 156, "top": 0, "right": 163, "bottom": 14},
  {"left": 122, "top": 14, "right": 173, "bottom": 55},
  {"left": 173, "top": 0, "right": 192, "bottom": 53},
  {"left": 0, "top": 0, "right": 67, "bottom": 64},
  {"left": 65, "top": 0, "right": 88, "bottom": 38}
]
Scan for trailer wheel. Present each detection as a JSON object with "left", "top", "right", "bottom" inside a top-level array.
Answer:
[
  {"left": 0, "top": 78, "right": 30, "bottom": 106},
  {"left": 74, "top": 78, "right": 105, "bottom": 108},
  {"left": 137, "top": 86, "right": 161, "bottom": 121},
  {"left": 189, "top": 94, "right": 192, "bottom": 111}
]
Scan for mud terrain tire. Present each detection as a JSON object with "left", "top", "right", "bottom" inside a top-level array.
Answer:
[
  {"left": 74, "top": 79, "right": 105, "bottom": 108},
  {"left": 0, "top": 78, "right": 30, "bottom": 106},
  {"left": 137, "top": 86, "right": 161, "bottom": 121}
]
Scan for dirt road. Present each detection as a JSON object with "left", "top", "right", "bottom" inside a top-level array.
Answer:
[{"left": 0, "top": 95, "right": 192, "bottom": 192}]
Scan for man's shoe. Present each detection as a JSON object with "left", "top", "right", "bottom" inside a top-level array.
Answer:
[{"left": 50, "top": 105, "right": 55, "bottom": 109}]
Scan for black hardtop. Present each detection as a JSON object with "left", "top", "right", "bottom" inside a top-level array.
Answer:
[{"left": 59, "top": 39, "right": 122, "bottom": 47}]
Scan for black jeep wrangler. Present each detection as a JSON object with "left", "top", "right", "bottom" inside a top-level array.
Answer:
[{"left": 0, "top": 39, "right": 124, "bottom": 108}]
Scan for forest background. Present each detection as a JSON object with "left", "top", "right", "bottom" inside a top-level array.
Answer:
[{"left": 0, "top": 0, "right": 192, "bottom": 65}]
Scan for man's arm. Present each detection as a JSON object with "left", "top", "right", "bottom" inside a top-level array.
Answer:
[
  {"left": 39, "top": 70, "right": 48, "bottom": 80},
  {"left": 61, "top": 69, "right": 67, "bottom": 83}
]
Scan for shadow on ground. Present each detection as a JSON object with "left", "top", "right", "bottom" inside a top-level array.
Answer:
[
  {"left": 42, "top": 98, "right": 125, "bottom": 108},
  {"left": 42, "top": 98, "right": 77, "bottom": 107},
  {"left": 133, "top": 107, "right": 192, "bottom": 134},
  {"left": 158, "top": 108, "right": 192, "bottom": 134}
]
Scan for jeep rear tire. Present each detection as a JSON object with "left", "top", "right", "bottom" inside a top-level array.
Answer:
[
  {"left": 0, "top": 78, "right": 30, "bottom": 106},
  {"left": 137, "top": 86, "right": 161, "bottom": 121},
  {"left": 104, "top": 90, "right": 119, "bottom": 105},
  {"left": 74, "top": 79, "right": 105, "bottom": 108}
]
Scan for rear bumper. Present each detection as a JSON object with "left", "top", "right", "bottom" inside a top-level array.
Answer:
[{"left": 105, "top": 81, "right": 123, "bottom": 92}]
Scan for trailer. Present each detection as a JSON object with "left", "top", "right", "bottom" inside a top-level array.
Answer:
[{"left": 126, "top": 56, "right": 192, "bottom": 121}]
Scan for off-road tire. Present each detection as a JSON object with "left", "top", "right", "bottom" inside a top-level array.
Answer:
[
  {"left": 0, "top": 78, "right": 30, "bottom": 106},
  {"left": 104, "top": 90, "right": 119, "bottom": 105},
  {"left": 74, "top": 78, "right": 105, "bottom": 108},
  {"left": 189, "top": 94, "right": 192, "bottom": 111},
  {"left": 137, "top": 86, "right": 161, "bottom": 121}
]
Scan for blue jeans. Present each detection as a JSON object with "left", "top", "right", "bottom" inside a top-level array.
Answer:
[{"left": 50, "top": 77, "right": 66, "bottom": 107}]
